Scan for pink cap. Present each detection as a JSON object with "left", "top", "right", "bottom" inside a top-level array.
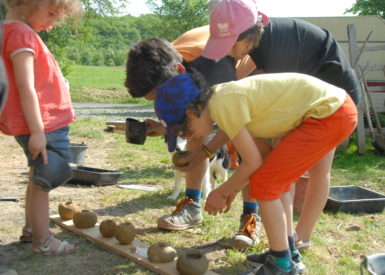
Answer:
[{"left": 203, "top": 0, "right": 268, "bottom": 60}]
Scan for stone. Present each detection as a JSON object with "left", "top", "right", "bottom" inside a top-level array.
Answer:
[
  {"left": 172, "top": 150, "right": 191, "bottom": 167},
  {"left": 147, "top": 242, "right": 177, "bottom": 263},
  {"left": 99, "top": 219, "right": 117, "bottom": 237},
  {"left": 176, "top": 249, "right": 208, "bottom": 275},
  {"left": 115, "top": 222, "right": 136, "bottom": 245},
  {"left": 73, "top": 210, "right": 97, "bottom": 228},
  {"left": 58, "top": 201, "right": 80, "bottom": 220}
]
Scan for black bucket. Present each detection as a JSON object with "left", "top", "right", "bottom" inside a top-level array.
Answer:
[{"left": 125, "top": 118, "right": 147, "bottom": 145}]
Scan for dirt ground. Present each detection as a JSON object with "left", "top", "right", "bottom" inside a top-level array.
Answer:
[{"left": 0, "top": 131, "right": 163, "bottom": 275}]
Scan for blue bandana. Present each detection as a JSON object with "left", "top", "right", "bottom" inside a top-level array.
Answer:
[{"left": 155, "top": 74, "right": 200, "bottom": 152}]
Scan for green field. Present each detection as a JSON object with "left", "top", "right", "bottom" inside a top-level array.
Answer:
[{"left": 66, "top": 65, "right": 149, "bottom": 105}]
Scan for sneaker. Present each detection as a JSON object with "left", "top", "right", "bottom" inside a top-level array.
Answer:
[
  {"left": 157, "top": 198, "right": 202, "bottom": 230},
  {"left": 247, "top": 250, "right": 306, "bottom": 274},
  {"left": 231, "top": 213, "right": 261, "bottom": 250},
  {"left": 241, "top": 255, "right": 299, "bottom": 275}
]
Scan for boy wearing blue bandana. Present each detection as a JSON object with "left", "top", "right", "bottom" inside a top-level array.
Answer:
[{"left": 154, "top": 71, "right": 357, "bottom": 275}]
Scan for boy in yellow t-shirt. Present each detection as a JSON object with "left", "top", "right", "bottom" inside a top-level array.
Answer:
[{"left": 154, "top": 71, "right": 357, "bottom": 274}]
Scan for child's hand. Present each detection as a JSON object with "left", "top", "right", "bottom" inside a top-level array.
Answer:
[
  {"left": 145, "top": 119, "right": 166, "bottom": 137},
  {"left": 223, "top": 192, "right": 237, "bottom": 213},
  {"left": 204, "top": 188, "right": 229, "bottom": 215},
  {"left": 28, "top": 132, "right": 47, "bottom": 164},
  {"left": 174, "top": 150, "right": 206, "bottom": 172}
]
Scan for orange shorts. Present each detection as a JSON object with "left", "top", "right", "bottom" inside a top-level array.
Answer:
[{"left": 249, "top": 95, "right": 358, "bottom": 201}]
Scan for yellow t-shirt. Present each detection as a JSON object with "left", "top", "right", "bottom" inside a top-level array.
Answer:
[
  {"left": 172, "top": 25, "right": 256, "bottom": 79},
  {"left": 209, "top": 73, "right": 346, "bottom": 139}
]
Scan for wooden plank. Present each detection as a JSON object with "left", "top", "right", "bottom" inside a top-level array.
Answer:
[
  {"left": 50, "top": 215, "right": 218, "bottom": 275},
  {"left": 366, "top": 65, "right": 385, "bottom": 72},
  {"left": 368, "top": 92, "right": 385, "bottom": 112},
  {"left": 364, "top": 45, "right": 385, "bottom": 52},
  {"left": 356, "top": 104, "right": 367, "bottom": 154},
  {"left": 106, "top": 121, "right": 125, "bottom": 127},
  {"left": 367, "top": 86, "right": 385, "bottom": 93}
]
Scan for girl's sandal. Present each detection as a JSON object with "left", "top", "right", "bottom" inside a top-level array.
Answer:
[
  {"left": 293, "top": 230, "right": 311, "bottom": 252},
  {"left": 19, "top": 227, "right": 55, "bottom": 243},
  {"left": 19, "top": 227, "right": 33, "bottom": 243},
  {"left": 295, "top": 240, "right": 312, "bottom": 252},
  {"left": 32, "top": 233, "right": 76, "bottom": 255}
]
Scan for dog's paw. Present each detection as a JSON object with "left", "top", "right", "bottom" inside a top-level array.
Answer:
[{"left": 167, "top": 194, "right": 178, "bottom": 200}]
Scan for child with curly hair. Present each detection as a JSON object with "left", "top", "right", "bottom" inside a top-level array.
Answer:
[{"left": 1, "top": 0, "right": 82, "bottom": 255}]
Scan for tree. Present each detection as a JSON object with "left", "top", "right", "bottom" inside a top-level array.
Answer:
[
  {"left": 346, "top": 0, "right": 385, "bottom": 19},
  {"left": 147, "top": 0, "right": 209, "bottom": 41}
]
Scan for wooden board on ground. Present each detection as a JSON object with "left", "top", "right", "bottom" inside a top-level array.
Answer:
[{"left": 50, "top": 215, "right": 218, "bottom": 275}]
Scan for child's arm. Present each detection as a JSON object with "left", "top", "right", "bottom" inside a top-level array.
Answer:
[
  {"left": 175, "top": 130, "right": 229, "bottom": 172},
  {"left": 12, "top": 52, "right": 47, "bottom": 164},
  {"left": 204, "top": 127, "right": 263, "bottom": 215}
]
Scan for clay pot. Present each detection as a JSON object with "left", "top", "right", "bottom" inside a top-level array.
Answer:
[
  {"left": 115, "top": 222, "right": 136, "bottom": 245},
  {"left": 147, "top": 242, "right": 177, "bottom": 263},
  {"left": 99, "top": 219, "right": 117, "bottom": 238},
  {"left": 58, "top": 201, "right": 80, "bottom": 220},
  {"left": 73, "top": 210, "right": 97, "bottom": 228},
  {"left": 172, "top": 150, "right": 191, "bottom": 167},
  {"left": 176, "top": 249, "right": 208, "bottom": 275}
]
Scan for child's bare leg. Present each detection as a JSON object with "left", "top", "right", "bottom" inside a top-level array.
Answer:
[
  {"left": 258, "top": 199, "right": 288, "bottom": 251},
  {"left": 241, "top": 137, "right": 273, "bottom": 202},
  {"left": 29, "top": 177, "right": 50, "bottom": 244},
  {"left": 186, "top": 136, "right": 208, "bottom": 192},
  {"left": 24, "top": 170, "right": 33, "bottom": 229},
  {"left": 295, "top": 149, "right": 335, "bottom": 242},
  {"left": 280, "top": 191, "right": 294, "bottom": 237}
]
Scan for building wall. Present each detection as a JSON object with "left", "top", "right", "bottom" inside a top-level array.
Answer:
[{"left": 296, "top": 16, "right": 385, "bottom": 81}]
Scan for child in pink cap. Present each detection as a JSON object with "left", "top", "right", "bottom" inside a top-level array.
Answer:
[{"left": 192, "top": 0, "right": 362, "bottom": 263}]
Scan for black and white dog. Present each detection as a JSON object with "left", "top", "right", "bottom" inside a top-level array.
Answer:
[{"left": 168, "top": 136, "right": 230, "bottom": 200}]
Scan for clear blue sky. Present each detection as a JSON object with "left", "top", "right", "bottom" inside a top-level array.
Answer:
[{"left": 124, "top": 0, "right": 357, "bottom": 17}]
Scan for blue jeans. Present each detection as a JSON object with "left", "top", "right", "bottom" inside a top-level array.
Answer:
[{"left": 15, "top": 126, "right": 72, "bottom": 166}]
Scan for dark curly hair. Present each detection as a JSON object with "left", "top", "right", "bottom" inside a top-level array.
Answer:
[{"left": 125, "top": 38, "right": 183, "bottom": 98}]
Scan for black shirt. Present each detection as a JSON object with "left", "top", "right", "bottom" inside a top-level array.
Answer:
[
  {"left": 185, "top": 56, "right": 237, "bottom": 86},
  {"left": 249, "top": 17, "right": 361, "bottom": 104}
]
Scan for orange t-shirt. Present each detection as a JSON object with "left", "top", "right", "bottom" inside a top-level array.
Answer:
[
  {"left": 1, "top": 21, "right": 75, "bottom": 136},
  {"left": 172, "top": 25, "right": 256, "bottom": 79}
]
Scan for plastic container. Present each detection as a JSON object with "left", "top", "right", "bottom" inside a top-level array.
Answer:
[
  {"left": 360, "top": 253, "right": 385, "bottom": 275},
  {"left": 69, "top": 142, "right": 88, "bottom": 166},
  {"left": 324, "top": 185, "right": 385, "bottom": 213},
  {"left": 69, "top": 166, "right": 122, "bottom": 186}
]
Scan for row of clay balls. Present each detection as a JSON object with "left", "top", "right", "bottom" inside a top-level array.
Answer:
[
  {"left": 58, "top": 201, "right": 136, "bottom": 245},
  {"left": 58, "top": 201, "right": 208, "bottom": 275}
]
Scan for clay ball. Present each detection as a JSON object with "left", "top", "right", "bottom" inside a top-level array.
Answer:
[
  {"left": 147, "top": 242, "right": 177, "bottom": 263},
  {"left": 73, "top": 210, "right": 97, "bottom": 228},
  {"left": 176, "top": 249, "right": 208, "bottom": 275},
  {"left": 58, "top": 201, "right": 80, "bottom": 220},
  {"left": 115, "top": 222, "right": 136, "bottom": 245},
  {"left": 99, "top": 219, "right": 117, "bottom": 238},
  {"left": 172, "top": 150, "right": 191, "bottom": 167}
]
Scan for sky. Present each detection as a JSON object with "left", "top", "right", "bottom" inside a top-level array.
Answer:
[{"left": 124, "top": 0, "right": 357, "bottom": 17}]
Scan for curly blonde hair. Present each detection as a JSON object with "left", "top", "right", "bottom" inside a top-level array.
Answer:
[{"left": 4, "top": 0, "right": 82, "bottom": 22}]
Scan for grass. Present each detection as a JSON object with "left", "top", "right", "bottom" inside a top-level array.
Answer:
[
  {"left": 6, "top": 65, "right": 382, "bottom": 274},
  {"left": 66, "top": 118, "right": 385, "bottom": 275},
  {"left": 66, "top": 65, "right": 150, "bottom": 105}
]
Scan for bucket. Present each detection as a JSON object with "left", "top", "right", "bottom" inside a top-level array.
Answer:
[
  {"left": 69, "top": 142, "right": 88, "bottom": 166},
  {"left": 125, "top": 118, "right": 147, "bottom": 145}
]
